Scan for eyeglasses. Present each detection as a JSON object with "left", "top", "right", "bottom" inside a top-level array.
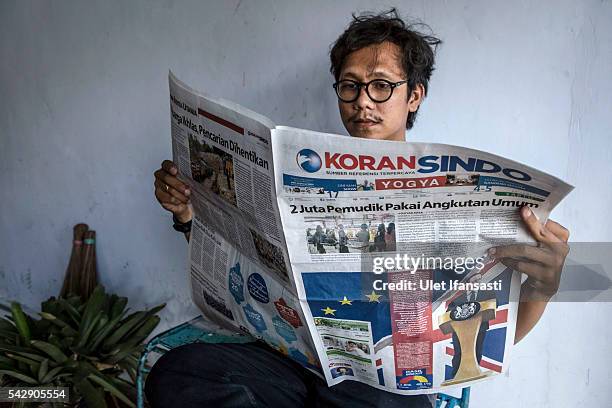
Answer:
[{"left": 333, "top": 79, "right": 408, "bottom": 103}]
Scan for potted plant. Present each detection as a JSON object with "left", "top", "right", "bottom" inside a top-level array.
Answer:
[{"left": 0, "top": 286, "right": 164, "bottom": 407}]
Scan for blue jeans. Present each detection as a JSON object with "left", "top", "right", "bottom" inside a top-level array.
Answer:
[{"left": 145, "top": 342, "right": 434, "bottom": 407}]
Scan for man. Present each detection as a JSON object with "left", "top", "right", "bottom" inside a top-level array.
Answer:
[
  {"left": 337, "top": 224, "right": 349, "bottom": 253},
  {"left": 356, "top": 223, "right": 371, "bottom": 253},
  {"left": 149, "top": 9, "right": 569, "bottom": 407},
  {"left": 313, "top": 225, "right": 326, "bottom": 254}
]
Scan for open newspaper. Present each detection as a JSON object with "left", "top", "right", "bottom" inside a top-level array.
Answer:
[{"left": 168, "top": 72, "right": 573, "bottom": 395}]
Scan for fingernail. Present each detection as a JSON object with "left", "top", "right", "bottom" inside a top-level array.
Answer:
[{"left": 522, "top": 206, "right": 532, "bottom": 217}]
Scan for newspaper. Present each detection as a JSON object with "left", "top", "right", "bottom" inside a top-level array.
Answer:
[{"left": 168, "top": 72, "right": 573, "bottom": 394}]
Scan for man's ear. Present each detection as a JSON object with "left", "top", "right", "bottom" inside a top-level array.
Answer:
[{"left": 407, "top": 83, "right": 425, "bottom": 113}]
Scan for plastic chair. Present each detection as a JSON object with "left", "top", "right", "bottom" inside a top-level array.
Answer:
[{"left": 136, "top": 316, "right": 470, "bottom": 407}]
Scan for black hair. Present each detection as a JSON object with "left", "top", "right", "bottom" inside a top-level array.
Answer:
[{"left": 330, "top": 8, "right": 442, "bottom": 129}]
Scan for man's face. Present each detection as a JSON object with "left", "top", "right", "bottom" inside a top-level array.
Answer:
[{"left": 337, "top": 41, "right": 422, "bottom": 141}]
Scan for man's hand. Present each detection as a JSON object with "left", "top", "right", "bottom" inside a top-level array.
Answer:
[
  {"left": 154, "top": 160, "right": 193, "bottom": 223},
  {"left": 489, "top": 206, "right": 570, "bottom": 300}
]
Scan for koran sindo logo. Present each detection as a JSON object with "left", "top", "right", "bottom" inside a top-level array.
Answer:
[{"left": 296, "top": 149, "right": 322, "bottom": 173}]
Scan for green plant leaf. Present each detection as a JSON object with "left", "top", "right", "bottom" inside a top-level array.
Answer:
[
  {"left": 63, "top": 359, "right": 79, "bottom": 371},
  {"left": 41, "top": 296, "right": 60, "bottom": 315},
  {"left": 12, "top": 350, "right": 48, "bottom": 362},
  {"left": 0, "top": 344, "right": 35, "bottom": 354},
  {"left": 30, "top": 340, "right": 68, "bottom": 364},
  {"left": 66, "top": 294, "right": 82, "bottom": 306},
  {"left": 117, "top": 355, "right": 138, "bottom": 371},
  {"left": 47, "top": 334, "right": 63, "bottom": 350},
  {"left": 0, "top": 354, "right": 16, "bottom": 371},
  {"left": 87, "top": 311, "right": 125, "bottom": 353},
  {"left": 0, "top": 369, "right": 38, "bottom": 385},
  {"left": 31, "top": 317, "right": 52, "bottom": 339},
  {"left": 126, "top": 367, "right": 137, "bottom": 385},
  {"left": 61, "top": 327, "right": 78, "bottom": 341},
  {"left": 79, "top": 286, "right": 105, "bottom": 337},
  {"left": 77, "top": 360, "right": 99, "bottom": 375},
  {"left": 37, "top": 358, "right": 49, "bottom": 383},
  {"left": 41, "top": 365, "right": 66, "bottom": 384},
  {"left": 109, "top": 375, "right": 137, "bottom": 401},
  {"left": 110, "top": 297, "right": 127, "bottom": 320},
  {"left": 39, "top": 312, "right": 78, "bottom": 336},
  {"left": 77, "top": 312, "right": 102, "bottom": 349},
  {"left": 39, "top": 311, "right": 58, "bottom": 321},
  {"left": 126, "top": 315, "right": 160, "bottom": 346},
  {"left": 108, "top": 303, "right": 164, "bottom": 350},
  {"left": 75, "top": 377, "right": 107, "bottom": 408},
  {"left": 16, "top": 359, "right": 27, "bottom": 374},
  {"left": 0, "top": 328, "right": 18, "bottom": 341},
  {"left": 0, "top": 361, "right": 15, "bottom": 370},
  {"left": 10, "top": 302, "right": 31, "bottom": 344},
  {"left": 88, "top": 373, "right": 135, "bottom": 408},
  {"left": 57, "top": 298, "right": 81, "bottom": 326},
  {"left": 101, "top": 312, "right": 146, "bottom": 350},
  {"left": 51, "top": 372, "right": 72, "bottom": 383},
  {"left": 104, "top": 344, "right": 142, "bottom": 365},
  {"left": 87, "top": 313, "right": 108, "bottom": 347},
  {"left": 5, "top": 353, "right": 40, "bottom": 374},
  {"left": 106, "top": 294, "right": 118, "bottom": 311},
  {"left": 0, "top": 316, "right": 16, "bottom": 332},
  {"left": 146, "top": 303, "right": 166, "bottom": 318},
  {"left": 0, "top": 354, "right": 14, "bottom": 364}
]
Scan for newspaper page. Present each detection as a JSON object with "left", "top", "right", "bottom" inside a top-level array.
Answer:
[
  {"left": 168, "top": 73, "right": 573, "bottom": 394},
  {"left": 271, "top": 126, "right": 573, "bottom": 394},
  {"left": 169, "top": 72, "right": 320, "bottom": 371}
]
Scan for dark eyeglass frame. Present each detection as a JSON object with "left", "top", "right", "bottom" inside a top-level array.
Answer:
[{"left": 333, "top": 79, "right": 409, "bottom": 103}]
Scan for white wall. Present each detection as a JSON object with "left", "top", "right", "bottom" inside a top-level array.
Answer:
[{"left": 1, "top": 1, "right": 611, "bottom": 406}]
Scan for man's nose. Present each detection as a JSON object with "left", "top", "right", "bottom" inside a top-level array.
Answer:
[{"left": 353, "top": 86, "right": 375, "bottom": 110}]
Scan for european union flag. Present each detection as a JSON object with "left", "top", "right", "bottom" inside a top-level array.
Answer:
[{"left": 302, "top": 272, "right": 392, "bottom": 343}]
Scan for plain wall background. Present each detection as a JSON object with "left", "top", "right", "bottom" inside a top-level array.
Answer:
[{"left": 1, "top": 1, "right": 611, "bottom": 406}]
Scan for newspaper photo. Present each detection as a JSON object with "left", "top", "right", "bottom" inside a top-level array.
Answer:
[{"left": 168, "top": 72, "right": 573, "bottom": 395}]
